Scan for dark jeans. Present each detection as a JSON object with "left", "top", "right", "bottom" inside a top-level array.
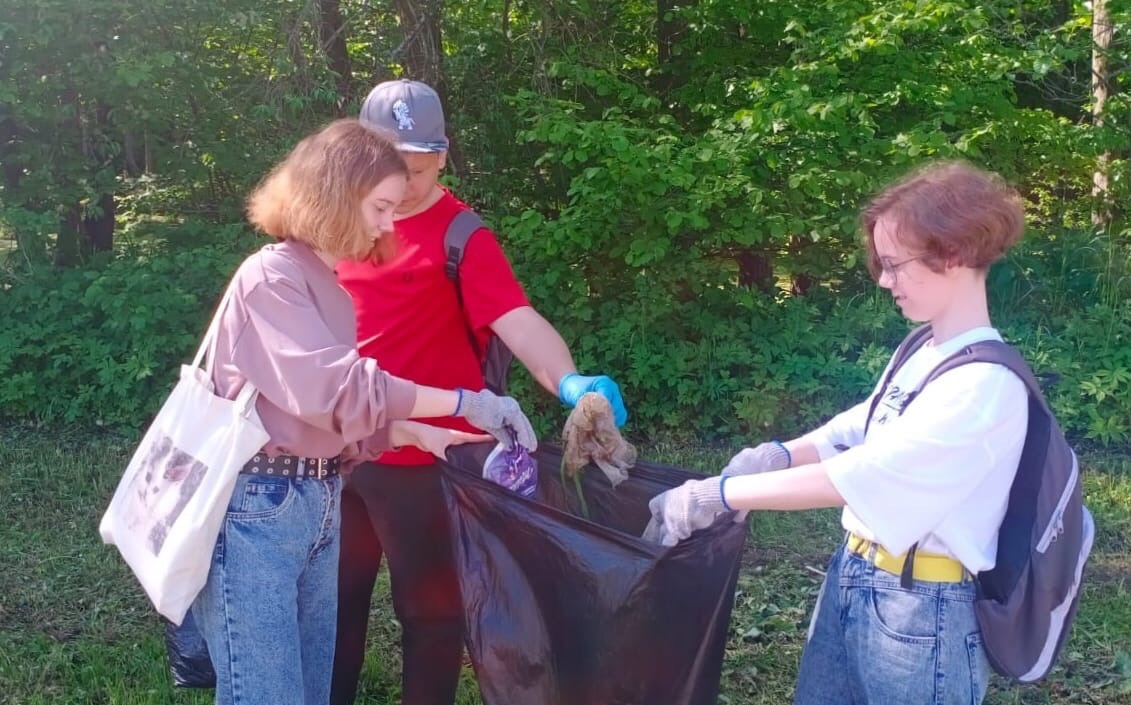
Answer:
[{"left": 330, "top": 462, "right": 465, "bottom": 705}]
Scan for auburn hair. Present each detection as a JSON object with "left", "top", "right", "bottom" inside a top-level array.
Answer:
[
  {"left": 862, "top": 160, "right": 1024, "bottom": 278},
  {"left": 246, "top": 119, "right": 407, "bottom": 262}
]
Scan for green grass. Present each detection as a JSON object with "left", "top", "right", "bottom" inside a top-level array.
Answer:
[{"left": 1, "top": 431, "right": 1128, "bottom": 704}]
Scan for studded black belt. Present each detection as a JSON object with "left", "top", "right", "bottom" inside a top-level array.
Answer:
[{"left": 240, "top": 453, "right": 342, "bottom": 480}]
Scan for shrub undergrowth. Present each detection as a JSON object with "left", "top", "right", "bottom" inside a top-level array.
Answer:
[{"left": 4, "top": 219, "right": 1126, "bottom": 451}]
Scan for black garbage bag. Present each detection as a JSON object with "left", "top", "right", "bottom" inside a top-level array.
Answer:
[
  {"left": 164, "top": 609, "right": 215, "bottom": 688},
  {"left": 441, "top": 443, "right": 746, "bottom": 705}
]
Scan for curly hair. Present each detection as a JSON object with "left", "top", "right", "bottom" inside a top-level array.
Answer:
[
  {"left": 862, "top": 160, "right": 1024, "bottom": 278},
  {"left": 246, "top": 119, "right": 407, "bottom": 262}
]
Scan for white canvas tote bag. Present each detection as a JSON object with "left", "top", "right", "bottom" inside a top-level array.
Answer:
[{"left": 99, "top": 278, "right": 269, "bottom": 625}]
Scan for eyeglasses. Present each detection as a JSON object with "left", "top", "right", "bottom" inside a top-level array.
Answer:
[{"left": 877, "top": 254, "right": 926, "bottom": 281}]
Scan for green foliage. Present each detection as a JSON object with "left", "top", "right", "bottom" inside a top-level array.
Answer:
[
  {"left": 1, "top": 0, "right": 1129, "bottom": 452},
  {"left": 1022, "top": 303, "right": 1131, "bottom": 448},
  {"left": 0, "top": 221, "right": 258, "bottom": 429}
]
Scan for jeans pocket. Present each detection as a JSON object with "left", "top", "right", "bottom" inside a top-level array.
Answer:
[
  {"left": 227, "top": 475, "right": 294, "bottom": 520},
  {"left": 965, "top": 631, "right": 990, "bottom": 704},
  {"left": 869, "top": 587, "right": 938, "bottom": 644}
]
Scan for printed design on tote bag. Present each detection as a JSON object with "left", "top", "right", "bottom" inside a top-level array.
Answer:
[{"left": 125, "top": 435, "right": 209, "bottom": 555}]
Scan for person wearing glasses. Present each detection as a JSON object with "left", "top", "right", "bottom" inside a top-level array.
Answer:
[{"left": 644, "top": 160, "right": 1028, "bottom": 705}]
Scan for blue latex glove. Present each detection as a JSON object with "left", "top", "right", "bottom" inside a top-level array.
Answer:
[{"left": 558, "top": 373, "right": 628, "bottom": 427}]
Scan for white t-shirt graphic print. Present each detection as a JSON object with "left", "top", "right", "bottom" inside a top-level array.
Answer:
[{"left": 802, "top": 327, "right": 1029, "bottom": 573}]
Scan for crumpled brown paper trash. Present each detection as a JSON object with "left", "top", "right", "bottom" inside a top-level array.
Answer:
[{"left": 561, "top": 392, "right": 636, "bottom": 487}]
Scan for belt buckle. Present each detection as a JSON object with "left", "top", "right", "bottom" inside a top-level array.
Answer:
[{"left": 314, "top": 457, "right": 328, "bottom": 480}]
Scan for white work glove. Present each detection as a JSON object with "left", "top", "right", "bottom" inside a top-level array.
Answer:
[
  {"left": 456, "top": 389, "right": 538, "bottom": 451},
  {"left": 721, "top": 441, "right": 790, "bottom": 521},
  {"left": 642, "top": 476, "right": 729, "bottom": 547}
]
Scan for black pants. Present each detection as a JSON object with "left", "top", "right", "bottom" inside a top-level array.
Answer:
[{"left": 330, "top": 462, "right": 465, "bottom": 705}]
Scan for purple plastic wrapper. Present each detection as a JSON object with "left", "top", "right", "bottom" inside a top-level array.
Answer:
[{"left": 482, "top": 441, "right": 537, "bottom": 498}]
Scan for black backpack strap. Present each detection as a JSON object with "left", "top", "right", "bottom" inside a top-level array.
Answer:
[
  {"left": 864, "top": 325, "right": 933, "bottom": 435},
  {"left": 894, "top": 337, "right": 1050, "bottom": 589},
  {"left": 921, "top": 340, "right": 1046, "bottom": 407},
  {"left": 444, "top": 210, "right": 484, "bottom": 283},
  {"left": 443, "top": 209, "right": 486, "bottom": 360}
]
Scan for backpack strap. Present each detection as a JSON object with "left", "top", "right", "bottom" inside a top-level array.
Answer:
[
  {"left": 444, "top": 210, "right": 484, "bottom": 283},
  {"left": 443, "top": 209, "right": 487, "bottom": 360},
  {"left": 920, "top": 340, "right": 1047, "bottom": 411},
  {"left": 864, "top": 324, "right": 934, "bottom": 435},
  {"left": 887, "top": 336, "right": 1051, "bottom": 589}
]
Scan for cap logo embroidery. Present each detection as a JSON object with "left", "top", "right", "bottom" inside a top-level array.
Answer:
[{"left": 392, "top": 99, "right": 415, "bottom": 131}]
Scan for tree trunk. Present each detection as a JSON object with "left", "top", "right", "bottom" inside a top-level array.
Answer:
[
  {"left": 788, "top": 235, "right": 820, "bottom": 295},
  {"left": 318, "top": 0, "right": 353, "bottom": 113},
  {"left": 393, "top": 0, "right": 444, "bottom": 89},
  {"left": 1052, "top": 0, "right": 1070, "bottom": 25},
  {"left": 0, "top": 114, "right": 21, "bottom": 193},
  {"left": 655, "top": 0, "right": 692, "bottom": 100},
  {"left": 54, "top": 87, "right": 84, "bottom": 267},
  {"left": 657, "top": 0, "right": 677, "bottom": 67},
  {"left": 85, "top": 100, "right": 116, "bottom": 254},
  {"left": 285, "top": 15, "right": 313, "bottom": 95},
  {"left": 735, "top": 248, "right": 774, "bottom": 293},
  {"left": 54, "top": 205, "right": 83, "bottom": 268},
  {"left": 392, "top": 0, "right": 466, "bottom": 176},
  {"left": 123, "top": 130, "right": 142, "bottom": 177},
  {"left": 0, "top": 48, "right": 21, "bottom": 195},
  {"left": 1091, "top": 0, "right": 1113, "bottom": 230},
  {"left": 81, "top": 192, "right": 116, "bottom": 254}
]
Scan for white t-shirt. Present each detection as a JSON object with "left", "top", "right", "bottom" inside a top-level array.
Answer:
[{"left": 803, "top": 327, "right": 1028, "bottom": 573}]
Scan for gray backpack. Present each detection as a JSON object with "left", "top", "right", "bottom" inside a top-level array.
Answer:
[
  {"left": 443, "top": 209, "right": 515, "bottom": 395},
  {"left": 868, "top": 325, "right": 1095, "bottom": 683}
]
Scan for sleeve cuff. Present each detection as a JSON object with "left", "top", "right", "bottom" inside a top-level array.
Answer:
[
  {"left": 824, "top": 452, "right": 915, "bottom": 555},
  {"left": 800, "top": 428, "right": 842, "bottom": 461},
  {"left": 381, "top": 374, "right": 418, "bottom": 421}
]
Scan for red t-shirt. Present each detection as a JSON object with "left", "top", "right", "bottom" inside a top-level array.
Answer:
[{"left": 336, "top": 189, "right": 530, "bottom": 465}]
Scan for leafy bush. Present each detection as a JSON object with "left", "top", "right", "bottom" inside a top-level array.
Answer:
[
  {"left": 0, "top": 221, "right": 258, "bottom": 429},
  {"left": 2, "top": 214, "right": 1128, "bottom": 451},
  {"left": 1017, "top": 303, "right": 1131, "bottom": 449}
]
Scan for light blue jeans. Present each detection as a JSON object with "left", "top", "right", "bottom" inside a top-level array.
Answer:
[
  {"left": 192, "top": 473, "right": 342, "bottom": 705},
  {"left": 794, "top": 544, "right": 990, "bottom": 705}
]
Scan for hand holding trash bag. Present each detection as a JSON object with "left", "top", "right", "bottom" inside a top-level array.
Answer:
[
  {"left": 391, "top": 420, "right": 492, "bottom": 460},
  {"left": 721, "top": 441, "right": 791, "bottom": 478},
  {"left": 457, "top": 388, "right": 538, "bottom": 451},
  {"left": 720, "top": 441, "right": 791, "bottom": 521},
  {"left": 558, "top": 373, "right": 628, "bottom": 427},
  {"left": 643, "top": 476, "right": 731, "bottom": 546}
]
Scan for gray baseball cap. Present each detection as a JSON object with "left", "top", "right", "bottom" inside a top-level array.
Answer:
[{"left": 359, "top": 79, "right": 449, "bottom": 153}]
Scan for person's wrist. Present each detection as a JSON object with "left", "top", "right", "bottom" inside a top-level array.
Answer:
[
  {"left": 452, "top": 388, "right": 465, "bottom": 416},
  {"left": 691, "top": 476, "right": 728, "bottom": 514},
  {"left": 719, "top": 475, "right": 734, "bottom": 511},
  {"left": 557, "top": 372, "right": 580, "bottom": 401},
  {"left": 770, "top": 440, "right": 791, "bottom": 468},
  {"left": 388, "top": 420, "right": 412, "bottom": 450}
]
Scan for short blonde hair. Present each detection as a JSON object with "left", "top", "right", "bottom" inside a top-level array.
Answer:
[
  {"left": 247, "top": 119, "right": 407, "bottom": 262},
  {"left": 862, "top": 160, "right": 1024, "bottom": 278}
]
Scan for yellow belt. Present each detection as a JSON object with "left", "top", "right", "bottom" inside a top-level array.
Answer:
[{"left": 846, "top": 534, "right": 968, "bottom": 584}]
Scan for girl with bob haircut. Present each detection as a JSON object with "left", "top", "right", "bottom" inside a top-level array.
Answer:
[
  {"left": 190, "top": 118, "right": 537, "bottom": 705},
  {"left": 645, "top": 160, "right": 1028, "bottom": 705}
]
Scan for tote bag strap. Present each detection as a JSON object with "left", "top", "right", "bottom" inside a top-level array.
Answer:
[
  {"left": 232, "top": 375, "right": 260, "bottom": 417},
  {"left": 190, "top": 273, "right": 245, "bottom": 375},
  {"left": 188, "top": 269, "right": 263, "bottom": 408}
]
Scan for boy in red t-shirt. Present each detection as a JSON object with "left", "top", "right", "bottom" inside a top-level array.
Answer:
[{"left": 331, "top": 79, "right": 628, "bottom": 705}]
